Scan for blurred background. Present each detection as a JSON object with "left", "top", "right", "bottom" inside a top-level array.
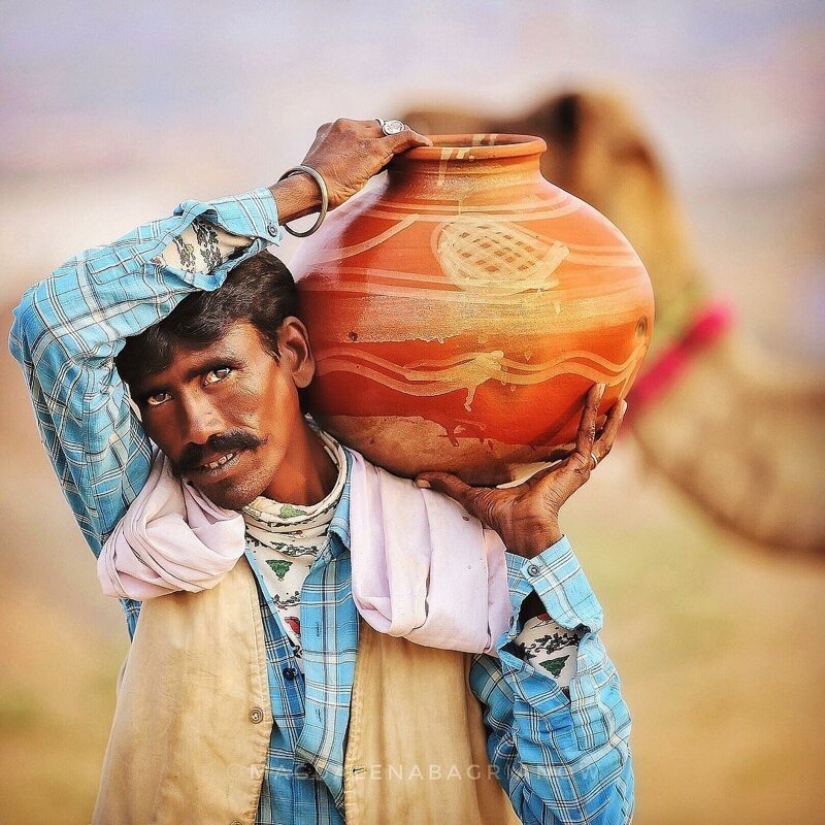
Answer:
[{"left": 1, "top": 1, "right": 823, "bottom": 822}]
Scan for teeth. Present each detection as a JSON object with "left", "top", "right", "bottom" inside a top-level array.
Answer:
[{"left": 201, "top": 452, "right": 236, "bottom": 471}]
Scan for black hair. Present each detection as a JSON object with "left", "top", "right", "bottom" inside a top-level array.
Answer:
[{"left": 115, "top": 250, "right": 298, "bottom": 385}]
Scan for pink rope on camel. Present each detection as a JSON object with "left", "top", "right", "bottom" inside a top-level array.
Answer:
[{"left": 627, "top": 302, "right": 734, "bottom": 419}]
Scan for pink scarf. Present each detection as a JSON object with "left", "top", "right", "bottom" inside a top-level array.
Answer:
[{"left": 98, "top": 451, "right": 246, "bottom": 598}]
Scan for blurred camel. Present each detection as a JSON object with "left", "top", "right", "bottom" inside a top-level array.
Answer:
[{"left": 403, "top": 93, "right": 825, "bottom": 556}]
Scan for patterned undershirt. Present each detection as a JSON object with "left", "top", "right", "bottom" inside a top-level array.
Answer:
[
  {"left": 242, "top": 431, "right": 347, "bottom": 670},
  {"left": 515, "top": 614, "right": 581, "bottom": 688}
]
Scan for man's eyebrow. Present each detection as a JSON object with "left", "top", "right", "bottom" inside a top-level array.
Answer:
[
  {"left": 130, "top": 373, "right": 169, "bottom": 396},
  {"left": 180, "top": 354, "right": 245, "bottom": 382},
  {"left": 132, "top": 354, "right": 246, "bottom": 395}
]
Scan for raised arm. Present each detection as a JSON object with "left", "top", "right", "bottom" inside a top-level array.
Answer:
[
  {"left": 419, "top": 387, "right": 634, "bottom": 823},
  {"left": 9, "top": 193, "right": 278, "bottom": 554},
  {"left": 9, "top": 119, "right": 430, "bottom": 556}
]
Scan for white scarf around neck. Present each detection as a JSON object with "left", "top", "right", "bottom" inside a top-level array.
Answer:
[{"left": 98, "top": 438, "right": 512, "bottom": 654}]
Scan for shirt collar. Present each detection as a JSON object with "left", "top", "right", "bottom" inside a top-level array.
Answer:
[{"left": 322, "top": 447, "right": 354, "bottom": 560}]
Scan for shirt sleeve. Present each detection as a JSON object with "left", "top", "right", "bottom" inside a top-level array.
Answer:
[
  {"left": 469, "top": 537, "right": 634, "bottom": 825},
  {"left": 8, "top": 188, "right": 282, "bottom": 556}
]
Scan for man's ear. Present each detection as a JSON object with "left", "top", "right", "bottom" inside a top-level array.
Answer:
[{"left": 276, "top": 317, "right": 316, "bottom": 388}]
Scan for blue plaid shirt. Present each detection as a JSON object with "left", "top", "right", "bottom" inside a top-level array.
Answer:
[{"left": 10, "top": 189, "right": 633, "bottom": 824}]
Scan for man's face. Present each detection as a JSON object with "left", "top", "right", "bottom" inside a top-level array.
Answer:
[{"left": 131, "top": 320, "right": 316, "bottom": 509}]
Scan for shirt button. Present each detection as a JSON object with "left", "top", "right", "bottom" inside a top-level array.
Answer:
[
  {"left": 249, "top": 707, "right": 264, "bottom": 724},
  {"left": 301, "top": 764, "right": 315, "bottom": 777},
  {"left": 266, "top": 221, "right": 279, "bottom": 236},
  {"left": 283, "top": 667, "right": 298, "bottom": 680},
  {"left": 527, "top": 564, "right": 541, "bottom": 577}
]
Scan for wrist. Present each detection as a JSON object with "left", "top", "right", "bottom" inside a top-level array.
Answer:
[
  {"left": 506, "top": 522, "right": 563, "bottom": 559},
  {"left": 269, "top": 173, "right": 322, "bottom": 224}
]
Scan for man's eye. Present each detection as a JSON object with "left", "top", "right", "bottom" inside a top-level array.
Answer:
[
  {"left": 145, "top": 391, "right": 171, "bottom": 407},
  {"left": 204, "top": 367, "right": 232, "bottom": 385}
]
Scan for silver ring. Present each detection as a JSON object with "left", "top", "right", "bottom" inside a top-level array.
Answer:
[
  {"left": 590, "top": 452, "right": 600, "bottom": 470},
  {"left": 378, "top": 118, "right": 407, "bottom": 136}
]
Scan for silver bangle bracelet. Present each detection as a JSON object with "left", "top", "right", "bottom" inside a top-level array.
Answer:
[{"left": 277, "top": 164, "right": 329, "bottom": 238}]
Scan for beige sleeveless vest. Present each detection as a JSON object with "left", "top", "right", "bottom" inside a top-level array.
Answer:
[
  {"left": 345, "top": 618, "right": 520, "bottom": 825},
  {"left": 92, "top": 558, "right": 519, "bottom": 825}
]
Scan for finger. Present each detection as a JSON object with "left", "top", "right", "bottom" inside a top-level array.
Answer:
[
  {"left": 574, "top": 383, "right": 605, "bottom": 457},
  {"left": 363, "top": 118, "right": 395, "bottom": 138},
  {"left": 415, "top": 471, "right": 497, "bottom": 523},
  {"left": 593, "top": 398, "right": 627, "bottom": 462},
  {"left": 385, "top": 128, "right": 433, "bottom": 151},
  {"left": 415, "top": 471, "right": 474, "bottom": 498},
  {"left": 369, "top": 117, "right": 431, "bottom": 146}
]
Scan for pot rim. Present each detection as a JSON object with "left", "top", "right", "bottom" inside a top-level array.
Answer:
[{"left": 398, "top": 133, "right": 548, "bottom": 161}]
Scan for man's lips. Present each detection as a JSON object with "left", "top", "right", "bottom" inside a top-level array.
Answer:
[
  {"left": 187, "top": 450, "right": 243, "bottom": 477},
  {"left": 174, "top": 430, "right": 267, "bottom": 476}
]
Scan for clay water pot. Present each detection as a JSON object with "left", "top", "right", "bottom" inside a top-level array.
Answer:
[{"left": 291, "top": 134, "right": 654, "bottom": 484}]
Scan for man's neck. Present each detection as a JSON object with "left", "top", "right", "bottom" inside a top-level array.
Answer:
[{"left": 261, "top": 422, "right": 338, "bottom": 505}]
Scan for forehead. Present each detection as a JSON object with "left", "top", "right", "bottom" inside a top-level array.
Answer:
[
  {"left": 134, "top": 321, "right": 271, "bottom": 386},
  {"left": 172, "top": 321, "right": 266, "bottom": 359}
]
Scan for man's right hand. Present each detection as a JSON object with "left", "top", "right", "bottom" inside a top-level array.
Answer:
[{"left": 270, "top": 118, "right": 432, "bottom": 223}]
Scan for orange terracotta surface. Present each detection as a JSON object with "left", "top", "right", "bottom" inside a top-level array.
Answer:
[{"left": 292, "top": 135, "right": 654, "bottom": 484}]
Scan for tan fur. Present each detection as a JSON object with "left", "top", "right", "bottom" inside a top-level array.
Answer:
[{"left": 403, "top": 93, "right": 825, "bottom": 556}]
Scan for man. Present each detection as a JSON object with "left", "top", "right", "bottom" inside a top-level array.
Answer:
[{"left": 10, "top": 118, "right": 633, "bottom": 824}]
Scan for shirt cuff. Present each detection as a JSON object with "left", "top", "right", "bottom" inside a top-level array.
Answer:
[
  {"left": 167, "top": 188, "right": 282, "bottom": 289},
  {"left": 504, "top": 536, "right": 604, "bottom": 638},
  {"left": 177, "top": 187, "right": 282, "bottom": 242}
]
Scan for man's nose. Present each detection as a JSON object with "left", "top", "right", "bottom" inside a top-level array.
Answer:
[{"left": 178, "top": 394, "right": 225, "bottom": 445}]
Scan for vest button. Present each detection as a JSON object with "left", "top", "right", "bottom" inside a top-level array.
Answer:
[
  {"left": 283, "top": 666, "right": 298, "bottom": 680},
  {"left": 230, "top": 820, "right": 244, "bottom": 825},
  {"left": 249, "top": 707, "right": 264, "bottom": 724}
]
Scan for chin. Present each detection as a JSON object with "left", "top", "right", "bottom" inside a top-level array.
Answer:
[
  {"left": 212, "top": 491, "right": 257, "bottom": 511},
  {"left": 198, "top": 479, "right": 264, "bottom": 511}
]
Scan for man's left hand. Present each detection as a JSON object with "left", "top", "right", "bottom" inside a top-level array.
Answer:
[{"left": 415, "top": 384, "right": 626, "bottom": 558}]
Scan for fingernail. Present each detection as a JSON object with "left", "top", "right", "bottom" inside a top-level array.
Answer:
[
  {"left": 597, "top": 383, "right": 606, "bottom": 399},
  {"left": 415, "top": 479, "right": 431, "bottom": 489}
]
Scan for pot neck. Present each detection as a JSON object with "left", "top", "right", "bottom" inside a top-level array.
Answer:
[{"left": 386, "top": 133, "right": 547, "bottom": 199}]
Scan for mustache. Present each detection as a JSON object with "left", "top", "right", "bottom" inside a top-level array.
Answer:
[{"left": 173, "top": 430, "right": 266, "bottom": 475}]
